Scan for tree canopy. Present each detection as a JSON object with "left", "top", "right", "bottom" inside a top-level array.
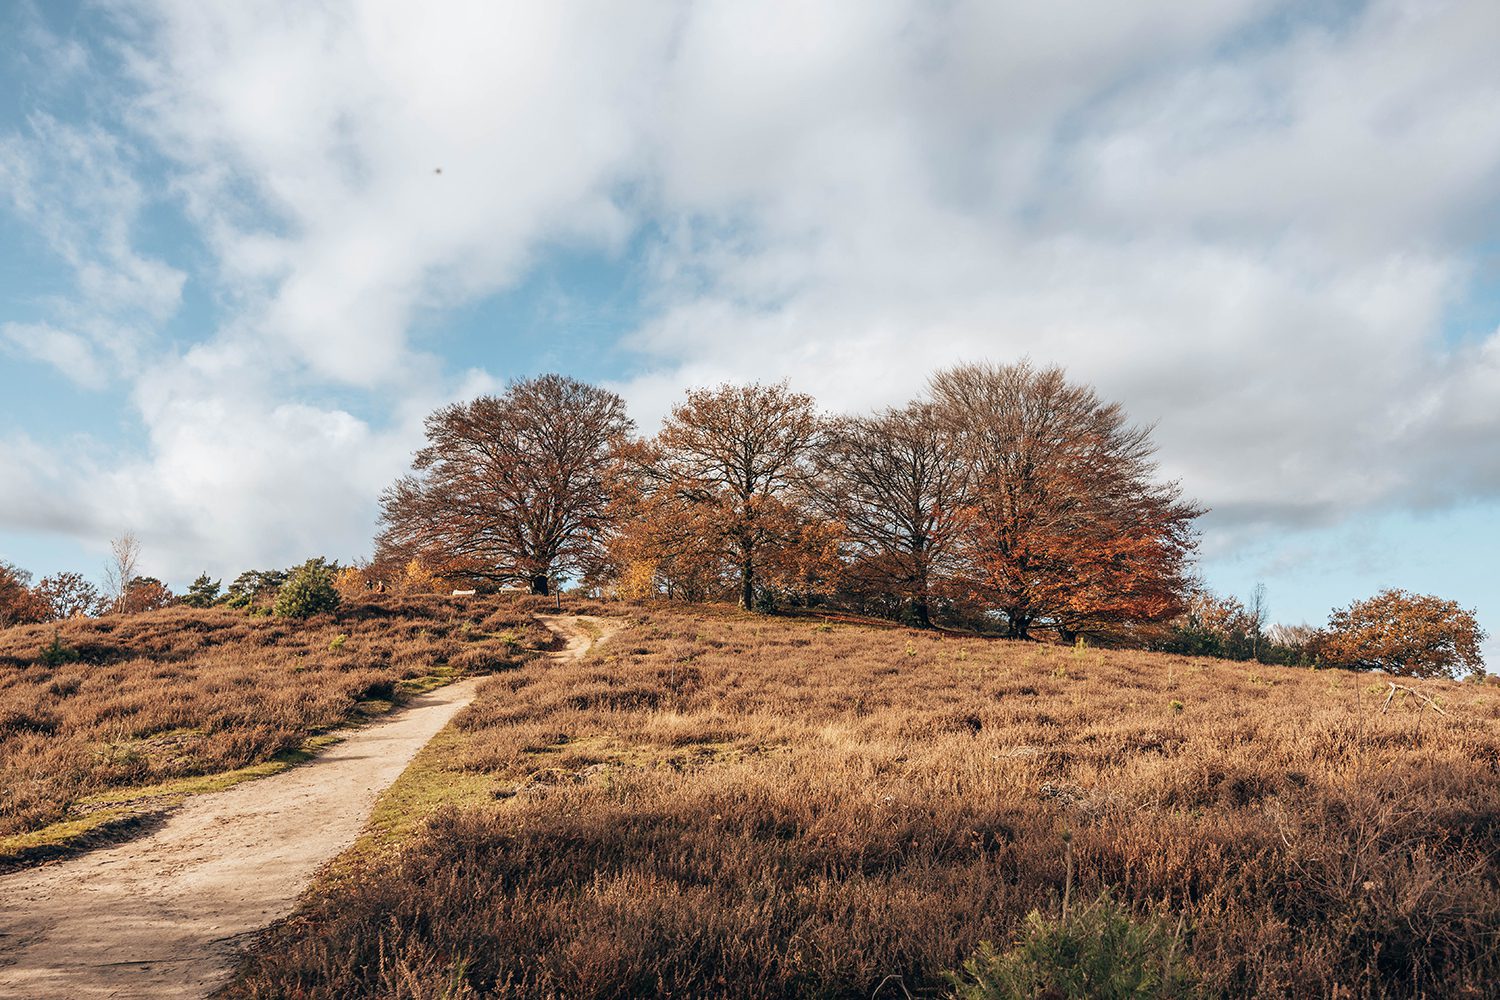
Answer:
[
  {"left": 1312, "top": 589, "right": 1486, "bottom": 678},
  {"left": 379, "top": 374, "right": 633, "bottom": 595}
]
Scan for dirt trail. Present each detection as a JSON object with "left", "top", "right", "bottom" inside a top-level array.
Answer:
[{"left": 0, "top": 614, "right": 617, "bottom": 1000}]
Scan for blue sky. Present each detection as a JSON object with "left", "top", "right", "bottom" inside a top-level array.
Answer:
[{"left": 2, "top": 0, "right": 1499, "bottom": 660}]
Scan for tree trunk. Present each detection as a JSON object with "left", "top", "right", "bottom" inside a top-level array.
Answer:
[
  {"left": 1008, "top": 612, "right": 1031, "bottom": 640},
  {"left": 740, "top": 557, "right": 755, "bottom": 611},
  {"left": 530, "top": 574, "right": 549, "bottom": 596},
  {"left": 911, "top": 596, "right": 931, "bottom": 629}
]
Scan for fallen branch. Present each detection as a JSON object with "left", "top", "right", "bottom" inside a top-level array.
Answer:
[{"left": 1380, "top": 682, "right": 1447, "bottom": 716}]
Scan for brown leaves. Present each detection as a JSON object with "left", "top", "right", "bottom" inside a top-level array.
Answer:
[
  {"left": 1311, "top": 589, "right": 1487, "bottom": 678},
  {"left": 378, "top": 375, "right": 633, "bottom": 591},
  {"left": 620, "top": 382, "right": 827, "bottom": 609},
  {"left": 931, "top": 361, "right": 1202, "bottom": 639}
]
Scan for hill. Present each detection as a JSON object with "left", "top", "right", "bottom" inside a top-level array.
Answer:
[
  {"left": 210, "top": 603, "right": 1497, "bottom": 999},
  {"left": 3, "top": 600, "right": 1497, "bottom": 997}
]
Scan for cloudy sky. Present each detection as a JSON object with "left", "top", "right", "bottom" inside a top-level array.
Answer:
[{"left": 2, "top": 0, "right": 1498, "bottom": 653}]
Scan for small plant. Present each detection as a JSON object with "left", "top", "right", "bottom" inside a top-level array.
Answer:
[
  {"left": 1169, "top": 700, "right": 1184, "bottom": 714},
  {"left": 947, "top": 891, "right": 1198, "bottom": 999},
  {"left": 274, "top": 564, "right": 341, "bottom": 619},
  {"left": 39, "top": 630, "right": 80, "bottom": 667},
  {"left": 329, "top": 633, "right": 348, "bottom": 651}
]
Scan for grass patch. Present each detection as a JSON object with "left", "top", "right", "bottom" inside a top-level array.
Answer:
[
  {"left": 355, "top": 726, "right": 499, "bottom": 853},
  {"left": 0, "top": 732, "right": 348, "bottom": 869}
]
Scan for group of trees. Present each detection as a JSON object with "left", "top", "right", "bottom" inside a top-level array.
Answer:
[
  {"left": 1160, "top": 585, "right": 1487, "bottom": 679},
  {"left": 378, "top": 363, "right": 1202, "bottom": 641},
  {"left": 375, "top": 364, "right": 1487, "bottom": 676},
  {"left": 0, "top": 532, "right": 176, "bottom": 626},
  {"left": 0, "top": 546, "right": 353, "bottom": 627}
]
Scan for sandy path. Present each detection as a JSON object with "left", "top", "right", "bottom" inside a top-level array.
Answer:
[{"left": 0, "top": 614, "right": 617, "bottom": 1000}]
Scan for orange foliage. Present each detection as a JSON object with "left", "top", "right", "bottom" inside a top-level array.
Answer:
[
  {"left": 399, "top": 559, "right": 441, "bottom": 595},
  {"left": 1311, "top": 589, "right": 1486, "bottom": 678},
  {"left": 333, "top": 566, "right": 369, "bottom": 600}
]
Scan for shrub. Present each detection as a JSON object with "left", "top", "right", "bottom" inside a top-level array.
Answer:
[
  {"left": 399, "top": 558, "right": 440, "bottom": 595},
  {"left": 274, "top": 564, "right": 341, "bottom": 619},
  {"left": 333, "top": 566, "right": 368, "bottom": 599},
  {"left": 947, "top": 892, "right": 1197, "bottom": 1000},
  {"left": 39, "top": 630, "right": 80, "bottom": 667}
]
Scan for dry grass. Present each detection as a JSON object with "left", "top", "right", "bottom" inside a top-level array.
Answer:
[
  {"left": 0, "top": 595, "right": 548, "bottom": 863},
  {"left": 217, "top": 604, "right": 1500, "bottom": 999}
]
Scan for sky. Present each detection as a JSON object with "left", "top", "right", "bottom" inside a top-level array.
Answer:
[{"left": 1, "top": 0, "right": 1498, "bottom": 659}]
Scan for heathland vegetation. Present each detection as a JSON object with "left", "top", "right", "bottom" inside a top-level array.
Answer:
[
  {"left": 1, "top": 363, "right": 1486, "bottom": 677},
  {"left": 219, "top": 603, "right": 1500, "bottom": 998},
  {"left": 0, "top": 595, "right": 548, "bottom": 866},
  {"left": 372, "top": 362, "right": 1485, "bottom": 678}
]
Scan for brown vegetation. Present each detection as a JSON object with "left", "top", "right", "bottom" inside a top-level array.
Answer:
[
  {"left": 618, "top": 380, "right": 827, "bottom": 610},
  {"left": 1311, "top": 589, "right": 1487, "bottom": 678},
  {"left": 0, "top": 596, "right": 547, "bottom": 852},
  {"left": 378, "top": 374, "right": 634, "bottom": 595},
  {"left": 223, "top": 605, "right": 1500, "bottom": 999}
]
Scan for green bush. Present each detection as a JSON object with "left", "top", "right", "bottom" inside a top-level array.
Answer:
[
  {"left": 181, "top": 572, "right": 222, "bottom": 608},
  {"left": 273, "top": 564, "right": 341, "bottom": 619},
  {"left": 39, "top": 631, "right": 80, "bottom": 667},
  {"left": 948, "top": 893, "right": 1197, "bottom": 1000}
]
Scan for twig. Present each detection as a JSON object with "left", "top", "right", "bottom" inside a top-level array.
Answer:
[
  {"left": 870, "top": 974, "right": 913, "bottom": 999},
  {"left": 1380, "top": 682, "right": 1446, "bottom": 716}
]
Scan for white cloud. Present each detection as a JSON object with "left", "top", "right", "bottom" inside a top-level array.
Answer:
[
  {"left": 618, "top": 0, "right": 1500, "bottom": 534},
  {"left": 1, "top": 0, "right": 1499, "bottom": 603},
  {"left": 1, "top": 323, "right": 109, "bottom": 389},
  {"left": 115, "top": 0, "right": 675, "bottom": 386}
]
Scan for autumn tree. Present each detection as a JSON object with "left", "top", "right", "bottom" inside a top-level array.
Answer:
[
  {"left": 814, "top": 402, "right": 970, "bottom": 627},
  {"left": 379, "top": 375, "right": 633, "bottom": 595},
  {"left": 34, "top": 572, "right": 104, "bottom": 619},
  {"left": 0, "top": 562, "right": 47, "bottom": 627},
  {"left": 603, "top": 449, "right": 735, "bottom": 602},
  {"left": 932, "top": 361, "right": 1200, "bottom": 640},
  {"left": 635, "top": 382, "right": 825, "bottom": 611},
  {"left": 1160, "top": 588, "right": 1256, "bottom": 659},
  {"left": 1311, "top": 589, "right": 1486, "bottom": 678},
  {"left": 333, "top": 565, "right": 369, "bottom": 600},
  {"left": 126, "top": 577, "right": 176, "bottom": 612}
]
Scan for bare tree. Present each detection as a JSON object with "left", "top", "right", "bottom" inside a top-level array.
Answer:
[
  {"left": 814, "top": 402, "right": 970, "bottom": 627},
  {"left": 1248, "top": 581, "right": 1268, "bottom": 661},
  {"left": 639, "top": 382, "right": 825, "bottom": 611},
  {"left": 378, "top": 375, "right": 633, "bottom": 595},
  {"left": 104, "top": 531, "right": 142, "bottom": 614}
]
